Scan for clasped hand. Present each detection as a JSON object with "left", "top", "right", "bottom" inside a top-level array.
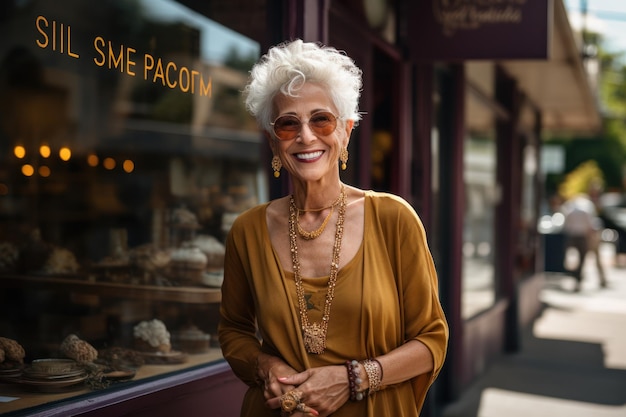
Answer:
[{"left": 260, "top": 360, "right": 350, "bottom": 417}]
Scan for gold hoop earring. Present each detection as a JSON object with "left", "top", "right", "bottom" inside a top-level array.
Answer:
[
  {"left": 271, "top": 155, "right": 282, "bottom": 178},
  {"left": 339, "top": 148, "right": 349, "bottom": 170}
]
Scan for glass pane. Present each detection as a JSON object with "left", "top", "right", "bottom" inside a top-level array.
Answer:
[
  {"left": 0, "top": 0, "right": 261, "bottom": 412},
  {"left": 520, "top": 141, "right": 539, "bottom": 274},
  {"left": 371, "top": 47, "right": 395, "bottom": 191},
  {"left": 462, "top": 91, "right": 497, "bottom": 319}
]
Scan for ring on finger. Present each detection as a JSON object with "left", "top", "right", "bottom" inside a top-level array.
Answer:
[{"left": 280, "top": 390, "right": 303, "bottom": 413}]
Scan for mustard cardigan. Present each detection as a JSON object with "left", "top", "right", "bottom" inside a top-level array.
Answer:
[{"left": 219, "top": 191, "right": 449, "bottom": 416}]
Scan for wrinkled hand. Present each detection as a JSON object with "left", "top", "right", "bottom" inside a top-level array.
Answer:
[
  {"left": 262, "top": 362, "right": 297, "bottom": 401},
  {"left": 256, "top": 354, "right": 298, "bottom": 402},
  {"left": 267, "top": 365, "right": 350, "bottom": 417}
]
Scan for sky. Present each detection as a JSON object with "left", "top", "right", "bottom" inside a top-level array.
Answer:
[
  {"left": 564, "top": 0, "right": 626, "bottom": 59},
  {"left": 140, "top": 0, "right": 260, "bottom": 63}
]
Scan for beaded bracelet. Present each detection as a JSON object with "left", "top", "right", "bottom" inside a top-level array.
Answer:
[
  {"left": 344, "top": 360, "right": 365, "bottom": 401},
  {"left": 362, "top": 358, "right": 383, "bottom": 394}
]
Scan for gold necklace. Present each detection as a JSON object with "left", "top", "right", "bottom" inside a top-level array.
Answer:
[
  {"left": 288, "top": 184, "right": 346, "bottom": 354},
  {"left": 295, "top": 191, "right": 343, "bottom": 240},
  {"left": 296, "top": 206, "right": 333, "bottom": 240}
]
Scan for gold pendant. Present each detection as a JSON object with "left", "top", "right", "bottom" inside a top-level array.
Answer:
[{"left": 303, "top": 323, "right": 326, "bottom": 354}]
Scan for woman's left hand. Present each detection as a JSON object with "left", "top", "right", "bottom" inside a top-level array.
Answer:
[{"left": 266, "top": 365, "right": 350, "bottom": 417}]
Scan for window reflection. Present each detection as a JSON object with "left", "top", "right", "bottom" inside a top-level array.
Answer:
[
  {"left": 462, "top": 90, "right": 497, "bottom": 319},
  {"left": 0, "top": 0, "right": 261, "bottom": 412}
]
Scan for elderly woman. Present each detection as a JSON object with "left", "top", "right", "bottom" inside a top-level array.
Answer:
[{"left": 218, "top": 40, "right": 448, "bottom": 417}]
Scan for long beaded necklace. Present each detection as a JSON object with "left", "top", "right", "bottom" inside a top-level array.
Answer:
[
  {"left": 295, "top": 191, "right": 344, "bottom": 240},
  {"left": 288, "top": 185, "right": 346, "bottom": 354}
]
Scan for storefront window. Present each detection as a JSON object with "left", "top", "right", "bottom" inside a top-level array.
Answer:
[
  {"left": 371, "top": 47, "right": 395, "bottom": 191},
  {"left": 518, "top": 105, "right": 540, "bottom": 276},
  {"left": 0, "top": 0, "right": 260, "bottom": 413},
  {"left": 517, "top": 138, "right": 539, "bottom": 276},
  {"left": 462, "top": 88, "right": 497, "bottom": 318}
]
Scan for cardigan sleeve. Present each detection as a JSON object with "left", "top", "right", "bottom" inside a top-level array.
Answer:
[
  {"left": 218, "top": 207, "right": 263, "bottom": 387},
  {"left": 371, "top": 192, "right": 449, "bottom": 409},
  {"left": 400, "top": 205, "right": 448, "bottom": 380}
]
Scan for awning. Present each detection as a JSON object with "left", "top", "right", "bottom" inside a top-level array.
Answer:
[
  {"left": 409, "top": 0, "right": 601, "bottom": 136},
  {"left": 498, "top": 0, "right": 601, "bottom": 135}
]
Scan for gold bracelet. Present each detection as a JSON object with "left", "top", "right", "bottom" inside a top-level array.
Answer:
[{"left": 362, "top": 358, "right": 383, "bottom": 394}]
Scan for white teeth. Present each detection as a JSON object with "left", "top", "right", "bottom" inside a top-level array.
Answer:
[{"left": 296, "top": 151, "right": 323, "bottom": 160}]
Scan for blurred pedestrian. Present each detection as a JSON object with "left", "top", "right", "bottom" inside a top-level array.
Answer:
[{"left": 562, "top": 194, "right": 607, "bottom": 291}]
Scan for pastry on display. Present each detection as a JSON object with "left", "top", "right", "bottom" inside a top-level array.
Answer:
[
  {"left": 133, "top": 319, "right": 171, "bottom": 353},
  {"left": 130, "top": 244, "right": 171, "bottom": 273},
  {"left": 20, "top": 359, "right": 88, "bottom": 391},
  {"left": 0, "top": 241, "right": 19, "bottom": 273},
  {"left": 97, "top": 347, "right": 145, "bottom": 368},
  {"left": 29, "top": 358, "right": 80, "bottom": 374},
  {"left": 92, "top": 244, "right": 172, "bottom": 284},
  {"left": 42, "top": 247, "right": 80, "bottom": 275},
  {"left": 190, "top": 234, "right": 225, "bottom": 269},
  {"left": 0, "top": 336, "right": 25, "bottom": 368},
  {"left": 170, "top": 207, "right": 201, "bottom": 247},
  {"left": 201, "top": 269, "right": 224, "bottom": 287},
  {"left": 172, "top": 325, "right": 211, "bottom": 354},
  {"left": 168, "top": 244, "right": 207, "bottom": 285},
  {"left": 60, "top": 334, "right": 98, "bottom": 364},
  {"left": 133, "top": 319, "right": 187, "bottom": 364},
  {"left": 91, "top": 253, "right": 132, "bottom": 283},
  {"left": 171, "top": 207, "right": 200, "bottom": 229}
]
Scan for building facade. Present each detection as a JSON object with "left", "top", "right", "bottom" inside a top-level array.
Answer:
[{"left": 0, "top": 1, "right": 599, "bottom": 416}]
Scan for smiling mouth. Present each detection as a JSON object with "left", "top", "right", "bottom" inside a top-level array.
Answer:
[{"left": 295, "top": 150, "right": 323, "bottom": 161}]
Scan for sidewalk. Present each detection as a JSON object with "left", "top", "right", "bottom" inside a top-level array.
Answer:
[{"left": 441, "top": 243, "right": 626, "bottom": 417}]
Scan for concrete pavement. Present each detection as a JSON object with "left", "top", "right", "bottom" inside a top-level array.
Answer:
[{"left": 441, "top": 243, "right": 626, "bottom": 417}]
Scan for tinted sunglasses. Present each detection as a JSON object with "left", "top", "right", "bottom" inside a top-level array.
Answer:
[{"left": 270, "top": 111, "right": 340, "bottom": 141}]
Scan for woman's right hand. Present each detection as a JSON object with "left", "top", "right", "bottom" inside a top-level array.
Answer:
[{"left": 256, "top": 353, "right": 297, "bottom": 402}]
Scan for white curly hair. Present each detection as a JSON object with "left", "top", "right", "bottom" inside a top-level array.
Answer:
[{"left": 243, "top": 39, "right": 363, "bottom": 133}]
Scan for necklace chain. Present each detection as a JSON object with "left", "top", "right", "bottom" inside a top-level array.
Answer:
[
  {"left": 295, "top": 191, "right": 344, "bottom": 213},
  {"left": 296, "top": 206, "right": 333, "bottom": 240},
  {"left": 288, "top": 184, "right": 346, "bottom": 354},
  {"left": 295, "top": 191, "right": 344, "bottom": 240}
]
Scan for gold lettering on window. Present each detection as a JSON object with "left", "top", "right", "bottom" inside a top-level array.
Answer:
[
  {"left": 35, "top": 15, "right": 212, "bottom": 97},
  {"left": 35, "top": 15, "right": 79, "bottom": 58}
]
